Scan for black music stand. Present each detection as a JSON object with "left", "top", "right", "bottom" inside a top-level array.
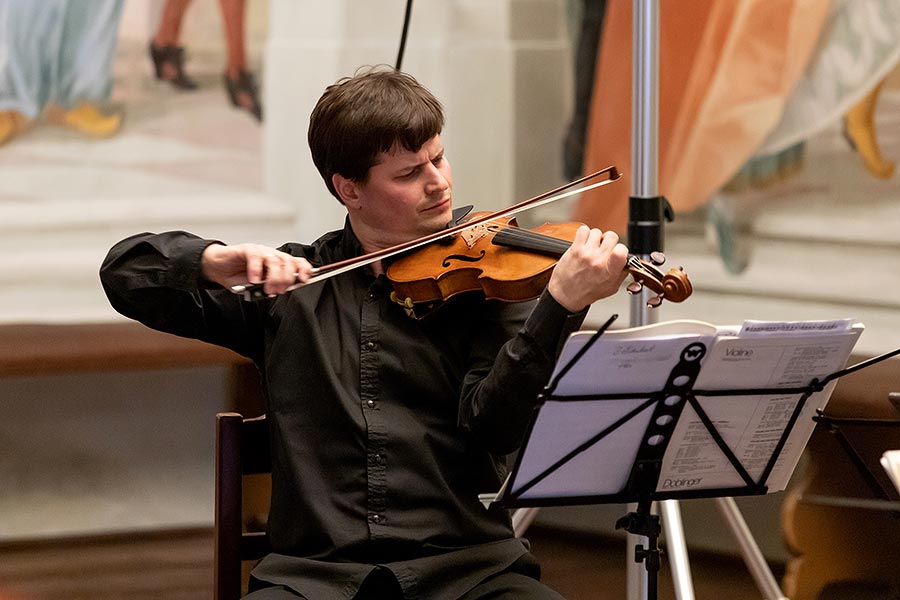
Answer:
[
  {"left": 488, "top": 316, "right": 900, "bottom": 600},
  {"left": 806, "top": 387, "right": 900, "bottom": 510}
]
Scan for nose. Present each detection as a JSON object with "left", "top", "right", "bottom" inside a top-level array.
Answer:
[{"left": 424, "top": 163, "right": 450, "bottom": 195}]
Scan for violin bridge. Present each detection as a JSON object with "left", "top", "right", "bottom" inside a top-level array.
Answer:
[{"left": 460, "top": 223, "right": 490, "bottom": 249}]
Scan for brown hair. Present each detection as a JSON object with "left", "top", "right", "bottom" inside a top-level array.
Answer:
[{"left": 308, "top": 66, "right": 445, "bottom": 202}]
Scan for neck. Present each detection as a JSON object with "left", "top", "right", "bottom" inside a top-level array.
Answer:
[{"left": 348, "top": 219, "right": 390, "bottom": 276}]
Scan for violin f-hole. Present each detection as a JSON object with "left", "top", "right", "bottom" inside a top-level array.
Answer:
[{"left": 441, "top": 251, "right": 487, "bottom": 267}]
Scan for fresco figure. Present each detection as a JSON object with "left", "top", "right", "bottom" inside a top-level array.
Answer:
[
  {"left": 149, "top": 0, "right": 262, "bottom": 121},
  {"left": 573, "top": 0, "right": 899, "bottom": 273},
  {"left": 0, "top": 0, "right": 125, "bottom": 147}
]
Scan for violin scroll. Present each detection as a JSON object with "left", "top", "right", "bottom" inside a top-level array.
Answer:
[{"left": 625, "top": 253, "right": 693, "bottom": 308}]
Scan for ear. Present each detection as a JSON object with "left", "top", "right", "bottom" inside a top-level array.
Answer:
[{"left": 333, "top": 174, "right": 361, "bottom": 209}]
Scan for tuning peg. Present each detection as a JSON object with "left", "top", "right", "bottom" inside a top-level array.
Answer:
[
  {"left": 627, "top": 281, "right": 643, "bottom": 295},
  {"left": 649, "top": 252, "right": 666, "bottom": 266},
  {"left": 646, "top": 295, "right": 664, "bottom": 308}
]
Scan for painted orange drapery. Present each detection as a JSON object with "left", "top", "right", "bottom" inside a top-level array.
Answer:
[{"left": 573, "top": 0, "right": 831, "bottom": 236}]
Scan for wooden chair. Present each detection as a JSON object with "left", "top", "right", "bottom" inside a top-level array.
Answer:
[
  {"left": 215, "top": 412, "right": 272, "bottom": 600},
  {"left": 781, "top": 356, "right": 900, "bottom": 600}
]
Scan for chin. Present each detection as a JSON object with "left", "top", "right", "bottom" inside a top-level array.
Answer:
[{"left": 428, "top": 211, "right": 452, "bottom": 233}]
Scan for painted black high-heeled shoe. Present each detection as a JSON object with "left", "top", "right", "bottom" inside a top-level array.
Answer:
[
  {"left": 224, "top": 71, "right": 263, "bottom": 122},
  {"left": 149, "top": 42, "right": 198, "bottom": 90}
]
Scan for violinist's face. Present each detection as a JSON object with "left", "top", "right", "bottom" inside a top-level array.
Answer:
[{"left": 336, "top": 135, "right": 453, "bottom": 252}]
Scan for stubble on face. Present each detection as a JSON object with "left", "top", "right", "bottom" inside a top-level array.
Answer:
[{"left": 349, "top": 136, "right": 453, "bottom": 252}]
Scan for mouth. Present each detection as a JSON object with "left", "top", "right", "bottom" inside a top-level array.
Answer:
[{"left": 423, "top": 196, "right": 452, "bottom": 214}]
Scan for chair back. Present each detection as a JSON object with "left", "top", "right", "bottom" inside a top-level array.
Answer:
[{"left": 214, "top": 412, "right": 271, "bottom": 600}]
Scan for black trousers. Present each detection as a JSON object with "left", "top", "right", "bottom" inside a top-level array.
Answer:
[{"left": 244, "top": 564, "right": 566, "bottom": 600}]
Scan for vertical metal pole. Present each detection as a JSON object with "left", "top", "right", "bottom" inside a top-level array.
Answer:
[
  {"left": 627, "top": 4, "right": 658, "bottom": 596},
  {"left": 660, "top": 500, "right": 696, "bottom": 600},
  {"left": 627, "top": 2, "right": 696, "bottom": 600},
  {"left": 629, "top": 0, "right": 659, "bottom": 330},
  {"left": 631, "top": 0, "right": 659, "bottom": 205}
]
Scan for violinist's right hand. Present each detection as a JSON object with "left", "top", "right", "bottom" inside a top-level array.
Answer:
[{"left": 201, "top": 243, "right": 314, "bottom": 295}]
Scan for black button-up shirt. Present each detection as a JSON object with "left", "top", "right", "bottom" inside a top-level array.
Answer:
[{"left": 100, "top": 221, "right": 587, "bottom": 599}]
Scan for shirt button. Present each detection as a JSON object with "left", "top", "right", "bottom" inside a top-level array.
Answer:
[
  {"left": 365, "top": 341, "right": 376, "bottom": 351},
  {"left": 371, "top": 514, "right": 382, "bottom": 524},
  {"left": 366, "top": 400, "right": 375, "bottom": 408},
  {"left": 374, "top": 454, "right": 383, "bottom": 464}
]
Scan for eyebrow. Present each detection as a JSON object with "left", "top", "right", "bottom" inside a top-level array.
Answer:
[{"left": 396, "top": 148, "right": 444, "bottom": 172}]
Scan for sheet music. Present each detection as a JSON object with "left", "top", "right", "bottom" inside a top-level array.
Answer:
[
  {"left": 504, "top": 323, "right": 716, "bottom": 500},
  {"left": 506, "top": 397, "right": 654, "bottom": 499},
  {"left": 548, "top": 320, "right": 720, "bottom": 396},
  {"left": 661, "top": 322, "right": 861, "bottom": 492},
  {"left": 500, "top": 318, "right": 863, "bottom": 503}
]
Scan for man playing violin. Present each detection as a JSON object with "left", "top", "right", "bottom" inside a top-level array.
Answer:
[{"left": 101, "top": 66, "right": 629, "bottom": 600}]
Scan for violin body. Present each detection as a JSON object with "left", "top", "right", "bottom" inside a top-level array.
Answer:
[
  {"left": 387, "top": 215, "right": 577, "bottom": 304},
  {"left": 387, "top": 212, "right": 692, "bottom": 310}
]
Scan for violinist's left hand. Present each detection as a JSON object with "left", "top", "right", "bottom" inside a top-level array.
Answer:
[{"left": 547, "top": 225, "right": 629, "bottom": 312}]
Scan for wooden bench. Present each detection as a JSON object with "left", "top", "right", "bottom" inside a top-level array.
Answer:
[{"left": 0, "top": 321, "right": 265, "bottom": 413}]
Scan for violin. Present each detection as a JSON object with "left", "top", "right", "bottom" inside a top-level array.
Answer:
[
  {"left": 230, "top": 166, "right": 692, "bottom": 310},
  {"left": 386, "top": 213, "right": 692, "bottom": 315}
]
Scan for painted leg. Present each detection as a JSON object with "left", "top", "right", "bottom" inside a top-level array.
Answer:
[
  {"left": 218, "top": 0, "right": 262, "bottom": 121},
  {"left": 150, "top": 0, "right": 198, "bottom": 89},
  {"left": 843, "top": 79, "right": 896, "bottom": 179}
]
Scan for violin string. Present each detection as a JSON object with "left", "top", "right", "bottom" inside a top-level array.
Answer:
[
  {"left": 492, "top": 222, "right": 641, "bottom": 256},
  {"left": 491, "top": 226, "right": 665, "bottom": 282},
  {"left": 498, "top": 229, "right": 569, "bottom": 252},
  {"left": 487, "top": 222, "right": 659, "bottom": 275},
  {"left": 628, "top": 255, "right": 653, "bottom": 275},
  {"left": 488, "top": 228, "right": 675, "bottom": 297},
  {"left": 489, "top": 224, "right": 571, "bottom": 254}
]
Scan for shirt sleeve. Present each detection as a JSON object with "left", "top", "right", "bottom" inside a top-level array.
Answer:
[
  {"left": 99, "top": 231, "right": 266, "bottom": 362},
  {"left": 458, "top": 288, "right": 588, "bottom": 454}
]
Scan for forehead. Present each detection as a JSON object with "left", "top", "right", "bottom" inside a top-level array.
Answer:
[{"left": 376, "top": 135, "right": 442, "bottom": 167}]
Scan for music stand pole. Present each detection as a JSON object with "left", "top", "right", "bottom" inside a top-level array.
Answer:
[
  {"left": 628, "top": 5, "right": 789, "bottom": 599},
  {"left": 627, "top": 2, "right": 696, "bottom": 599}
]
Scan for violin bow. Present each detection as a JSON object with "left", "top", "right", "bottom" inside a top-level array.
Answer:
[{"left": 230, "top": 166, "right": 621, "bottom": 300}]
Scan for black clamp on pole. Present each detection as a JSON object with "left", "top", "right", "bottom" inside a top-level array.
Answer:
[
  {"left": 628, "top": 195, "right": 674, "bottom": 256},
  {"left": 616, "top": 498, "right": 663, "bottom": 600}
]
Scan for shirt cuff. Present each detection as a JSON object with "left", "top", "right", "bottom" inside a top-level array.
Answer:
[
  {"left": 523, "top": 288, "right": 589, "bottom": 359},
  {"left": 168, "top": 238, "right": 224, "bottom": 290}
]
